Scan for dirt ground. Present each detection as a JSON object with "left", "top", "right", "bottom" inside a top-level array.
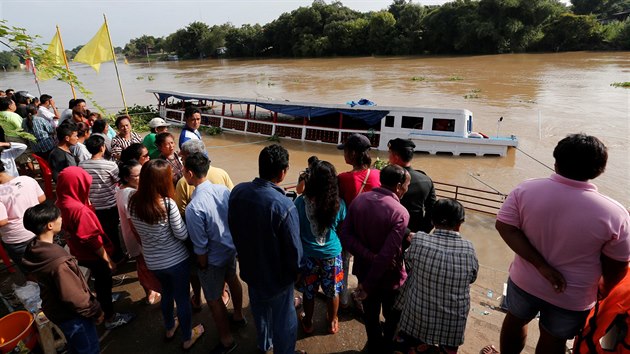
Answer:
[{"left": 0, "top": 257, "right": 547, "bottom": 354}]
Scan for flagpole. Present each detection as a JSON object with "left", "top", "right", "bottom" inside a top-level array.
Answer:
[
  {"left": 103, "top": 14, "right": 128, "bottom": 116},
  {"left": 56, "top": 26, "right": 76, "bottom": 99},
  {"left": 26, "top": 48, "right": 42, "bottom": 97}
]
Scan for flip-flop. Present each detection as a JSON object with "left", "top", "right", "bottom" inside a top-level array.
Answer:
[
  {"left": 480, "top": 345, "right": 499, "bottom": 354},
  {"left": 164, "top": 317, "right": 179, "bottom": 342},
  {"left": 299, "top": 312, "right": 314, "bottom": 334},
  {"left": 327, "top": 316, "right": 339, "bottom": 334},
  {"left": 182, "top": 324, "right": 205, "bottom": 351}
]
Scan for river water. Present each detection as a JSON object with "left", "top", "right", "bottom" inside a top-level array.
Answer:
[{"left": 2, "top": 52, "right": 629, "bottom": 269}]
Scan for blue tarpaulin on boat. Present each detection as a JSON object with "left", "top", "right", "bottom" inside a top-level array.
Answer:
[{"left": 156, "top": 92, "right": 389, "bottom": 126}]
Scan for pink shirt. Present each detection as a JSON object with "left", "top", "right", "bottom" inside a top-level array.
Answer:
[
  {"left": 0, "top": 176, "right": 45, "bottom": 244},
  {"left": 498, "top": 174, "right": 630, "bottom": 311}
]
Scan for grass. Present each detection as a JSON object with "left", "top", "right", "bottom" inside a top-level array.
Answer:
[
  {"left": 411, "top": 76, "right": 426, "bottom": 81},
  {"left": 449, "top": 76, "right": 464, "bottom": 81},
  {"left": 611, "top": 82, "right": 630, "bottom": 88},
  {"left": 464, "top": 88, "right": 481, "bottom": 99}
]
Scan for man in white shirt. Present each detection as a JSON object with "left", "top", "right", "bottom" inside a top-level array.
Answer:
[{"left": 37, "top": 94, "right": 59, "bottom": 127}]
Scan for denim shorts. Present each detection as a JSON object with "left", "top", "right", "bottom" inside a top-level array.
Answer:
[
  {"left": 506, "top": 278, "right": 590, "bottom": 339},
  {"left": 197, "top": 256, "right": 236, "bottom": 301}
]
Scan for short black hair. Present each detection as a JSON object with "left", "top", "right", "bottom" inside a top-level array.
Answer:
[
  {"left": 40, "top": 94, "right": 52, "bottom": 105},
  {"left": 85, "top": 135, "right": 105, "bottom": 154},
  {"left": 259, "top": 144, "right": 289, "bottom": 181},
  {"left": 23, "top": 201, "right": 61, "bottom": 236},
  {"left": 91, "top": 118, "right": 107, "bottom": 134},
  {"left": 72, "top": 98, "right": 85, "bottom": 108},
  {"left": 56, "top": 121, "right": 78, "bottom": 141},
  {"left": 0, "top": 97, "right": 13, "bottom": 111},
  {"left": 185, "top": 152, "right": 210, "bottom": 178},
  {"left": 184, "top": 107, "right": 201, "bottom": 120},
  {"left": 380, "top": 164, "right": 407, "bottom": 189},
  {"left": 118, "top": 159, "right": 140, "bottom": 184},
  {"left": 120, "top": 143, "right": 146, "bottom": 163},
  {"left": 431, "top": 198, "right": 465, "bottom": 228},
  {"left": 553, "top": 133, "right": 607, "bottom": 181},
  {"left": 68, "top": 98, "right": 76, "bottom": 109}
]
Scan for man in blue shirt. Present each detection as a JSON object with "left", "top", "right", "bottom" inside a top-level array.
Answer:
[
  {"left": 184, "top": 152, "right": 244, "bottom": 354},
  {"left": 179, "top": 107, "right": 202, "bottom": 148},
  {"left": 228, "top": 144, "right": 303, "bottom": 354}
]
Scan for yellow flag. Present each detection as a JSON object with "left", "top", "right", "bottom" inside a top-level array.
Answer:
[
  {"left": 124, "top": 56, "right": 129, "bottom": 65},
  {"left": 38, "top": 31, "right": 64, "bottom": 81},
  {"left": 74, "top": 23, "right": 113, "bottom": 73}
]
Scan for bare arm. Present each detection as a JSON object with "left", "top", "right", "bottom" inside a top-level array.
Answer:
[
  {"left": 599, "top": 254, "right": 629, "bottom": 299},
  {"left": 496, "top": 220, "right": 566, "bottom": 293}
]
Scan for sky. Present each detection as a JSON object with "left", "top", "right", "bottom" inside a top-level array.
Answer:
[{"left": 1, "top": 0, "right": 570, "bottom": 49}]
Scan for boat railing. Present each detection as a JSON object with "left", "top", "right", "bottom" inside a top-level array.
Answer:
[
  {"left": 433, "top": 181, "right": 506, "bottom": 215},
  {"left": 163, "top": 107, "right": 382, "bottom": 147}
]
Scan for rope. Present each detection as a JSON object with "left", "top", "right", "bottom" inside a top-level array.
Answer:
[{"left": 516, "top": 147, "right": 554, "bottom": 172}]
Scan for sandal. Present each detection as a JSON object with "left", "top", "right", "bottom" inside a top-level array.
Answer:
[
  {"left": 164, "top": 317, "right": 179, "bottom": 341},
  {"left": 299, "top": 312, "right": 314, "bottom": 334},
  {"left": 182, "top": 324, "right": 205, "bottom": 351},
  {"left": 190, "top": 294, "right": 202, "bottom": 313},
  {"left": 327, "top": 316, "right": 339, "bottom": 334}
]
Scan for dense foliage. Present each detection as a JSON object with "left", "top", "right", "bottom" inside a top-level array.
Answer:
[
  {"left": 122, "top": 0, "right": 630, "bottom": 58},
  {"left": 0, "top": 51, "right": 20, "bottom": 70}
]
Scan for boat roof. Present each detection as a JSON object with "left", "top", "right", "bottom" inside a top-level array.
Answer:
[{"left": 147, "top": 89, "right": 470, "bottom": 126}]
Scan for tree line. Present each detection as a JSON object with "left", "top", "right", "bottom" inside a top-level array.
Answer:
[
  {"left": 3, "top": 0, "right": 629, "bottom": 69},
  {"left": 122, "top": 0, "right": 630, "bottom": 59}
]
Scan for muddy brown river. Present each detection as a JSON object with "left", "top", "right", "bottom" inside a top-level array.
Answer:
[{"left": 2, "top": 52, "right": 629, "bottom": 271}]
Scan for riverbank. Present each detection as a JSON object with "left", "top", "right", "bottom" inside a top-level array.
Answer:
[{"left": 0, "top": 242, "right": 542, "bottom": 354}]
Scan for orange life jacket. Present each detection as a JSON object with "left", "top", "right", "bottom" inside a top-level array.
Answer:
[{"left": 574, "top": 270, "right": 630, "bottom": 353}]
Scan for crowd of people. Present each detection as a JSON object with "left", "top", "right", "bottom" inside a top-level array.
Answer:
[{"left": 0, "top": 87, "right": 629, "bottom": 354}]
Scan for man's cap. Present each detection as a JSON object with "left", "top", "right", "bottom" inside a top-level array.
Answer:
[
  {"left": 148, "top": 117, "right": 171, "bottom": 128},
  {"left": 337, "top": 133, "right": 371, "bottom": 151},
  {"left": 388, "top": 138, "right": 416, "bottom": 152}
]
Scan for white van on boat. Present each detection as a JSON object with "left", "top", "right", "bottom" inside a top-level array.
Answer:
[{"left": 147, "top": 89, "right": 518, "bottom": 157}]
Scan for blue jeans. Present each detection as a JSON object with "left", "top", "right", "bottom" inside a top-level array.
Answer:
[
  {"left": 248, "top": 284, "right": 297, "bottom": 354},
  {"left": 56, "top": 317, "right": 99, "bottom": 354},
  {"left": 153, "top": 259, "right": 192, "bottom": 341}
]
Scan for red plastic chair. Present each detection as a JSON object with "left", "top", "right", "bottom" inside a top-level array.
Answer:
[
  {"left": 0, "top": 244, "right": 15, "bottom": 273},
  {"left": 31, "top": 153, "right": 54, "bottom": 200}
]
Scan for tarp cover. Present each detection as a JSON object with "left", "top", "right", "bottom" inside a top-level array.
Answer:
[{"left": 156, "top": 92, "right": 389, "bottom": 126}]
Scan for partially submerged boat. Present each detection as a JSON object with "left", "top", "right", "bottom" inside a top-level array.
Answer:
[{"left": 147, "top": 89, "right": 518, "bottom": 157}]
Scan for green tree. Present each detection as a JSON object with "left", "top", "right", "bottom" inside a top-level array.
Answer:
[
  {"left": 0, "top": 51, "right": 20, "bottom": 70},
  {"left": 538, "top": 13, "right": 604, "bottom": 51},
  {"left": 572, "top": 0, "right": 630, "bottom": 17},
  {"left": 368, "top": 10, "right": 396, "bottom": 54},
  {"left": 389, "top": 0, "right": 426, "bottom": 54},
  {"left": 225, "top": 24, "right": 263, "bottom": 57}
]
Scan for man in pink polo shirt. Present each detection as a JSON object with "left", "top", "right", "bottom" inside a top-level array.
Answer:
[{"left": 496, "top": 133, "right": 630, "bottom": 354}]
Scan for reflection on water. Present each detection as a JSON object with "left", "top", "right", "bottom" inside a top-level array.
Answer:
[{"left": 2, "top": 52, "right": 629, "bottom": 267}]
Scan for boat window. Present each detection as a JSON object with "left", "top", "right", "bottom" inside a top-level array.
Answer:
[
  {"left": 401, "top": 116, "right": 423, "bottom": 130},
  {"left": 432, "top": 118, "right": 456, "bottom": 132},
  {"left": 385, "top": 115, "right": 395, "bottom": 127}
]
